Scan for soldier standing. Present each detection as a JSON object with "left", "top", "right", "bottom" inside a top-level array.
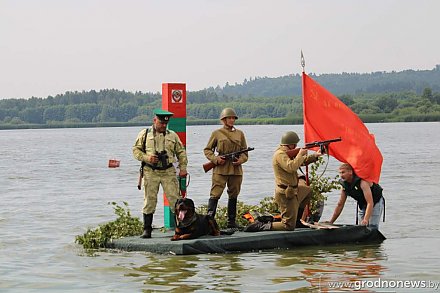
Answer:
[
  {"left": 133, "top": 109, "right": 188, "bottom": 238},
  {"left": 204, "top": 108, "right": 249, "bottom": 229}
]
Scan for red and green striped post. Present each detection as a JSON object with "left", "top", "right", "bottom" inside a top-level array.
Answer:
[{"left": 162, "top": 83, "right": 187, "bottom": 229}]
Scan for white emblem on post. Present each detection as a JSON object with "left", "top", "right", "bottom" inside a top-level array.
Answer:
[{"left": 171, "top": 90, "right": 183, "bottom": 103}]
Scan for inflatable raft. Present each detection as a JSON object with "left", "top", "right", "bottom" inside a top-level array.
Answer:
[{"left": 106, "top": 225, "right": 385, "bottom": 255}]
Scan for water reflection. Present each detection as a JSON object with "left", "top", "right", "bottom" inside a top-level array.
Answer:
[
  {"left": 297, "top": 244, "right": 387, "bottom": 291},
  {"left": 120, "top": 244, "right": 387, "bottom": 292},
  {"left": 132, "top": 254, "right": 200, "bottom": 292},
  {"left": 131, "top": 254, "right": 246, "bottom": 292}
]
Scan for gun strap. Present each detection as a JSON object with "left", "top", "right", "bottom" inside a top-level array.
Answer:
[
  {"left": 219, "top": 128, "right": 244, "bottom": 151},
  {"left": 141, "top": 128, "right": 149, "bottom": 169}
]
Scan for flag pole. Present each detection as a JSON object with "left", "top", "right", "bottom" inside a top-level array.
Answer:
[
  {"left": 301, "top": 50, "right": 311, "bottom": 221},
  {"left": 301, "top": 50, "right": 306, "bottom": 73},
  {"left": 300, "top": 50, "right": 309, "bottom": 184}
]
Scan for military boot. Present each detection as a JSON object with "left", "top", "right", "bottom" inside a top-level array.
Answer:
[
  {"left": 244, "top": 220, "right": 272, "bottom": 232},
  {"left": 140, "top": 213, "right": 153, "bottom": 238},
  {"left": 207, "top": 198, "right": 219, "bottom": 218},
  {"left": 227, "top": 198, "right": 242, "bottom": 230}
]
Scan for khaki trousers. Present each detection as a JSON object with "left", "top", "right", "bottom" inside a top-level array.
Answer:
[
  {"left": 210, "top": 173, "right": 243, "bottom": 200},
  {"left": 272, "top": 182, "right": 312, "bottom": 231},
  {"left": 142, "top": 167, "right": 180, "bottom": 214}
]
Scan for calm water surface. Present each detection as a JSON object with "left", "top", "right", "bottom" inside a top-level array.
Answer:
[{"left": 1, "top": 122, "right": 439, "bottom": 292}]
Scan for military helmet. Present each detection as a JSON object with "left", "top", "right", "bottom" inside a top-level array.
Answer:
[
  {"left": 280, "top": 131, "right": 300, "bottom": 145},
  {"left": 220, "top": 108, "right": 238, "bottom": 120}
]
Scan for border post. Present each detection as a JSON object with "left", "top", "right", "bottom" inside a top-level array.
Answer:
[{"left": 162, "top": 83, "right": 187, "bottom": 229}]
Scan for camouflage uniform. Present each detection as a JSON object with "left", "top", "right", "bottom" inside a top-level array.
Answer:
[
  {"left": 271, "top": 146, "right": 318, "bottom": 231},
  {"left": 133, "top": 128, "right": 187, "bottom": 215}
]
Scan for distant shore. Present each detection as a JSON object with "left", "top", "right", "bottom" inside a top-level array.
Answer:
[{"left": 1, "top": 114, "right": 439, "bottom": 130}]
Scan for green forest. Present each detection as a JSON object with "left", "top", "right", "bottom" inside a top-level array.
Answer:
[{"left": 1, "top": 66, "right": 440, "bottom": 129}]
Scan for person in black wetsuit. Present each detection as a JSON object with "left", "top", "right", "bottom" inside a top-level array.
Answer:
[{"left": 328, "top": 163, "right": 384, "bottom": 229}]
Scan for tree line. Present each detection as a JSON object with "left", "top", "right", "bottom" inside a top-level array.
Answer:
[
  {"left": 1, "top": 67, "right": 440, "bottom": 128},
  {"left": 215, "top": 65, "right": 440, "bottom": 97}
]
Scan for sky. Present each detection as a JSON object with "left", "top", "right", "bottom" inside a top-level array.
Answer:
[{"left": 1, "top": 0, "right": 439, "bottom": 99}]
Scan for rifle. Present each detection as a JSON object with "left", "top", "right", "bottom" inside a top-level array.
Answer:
[
  {"left": 137, "top": 163, "right": 145, "bottom": 190},
  {"left": 137, "top": 128, "right": 149, "bottom": 190},
  {"left": 285, "top": 137, "right": 342, "bottom": 159},
  {"left": 203, "top": 147, "right": 255, "bottom": 173}
]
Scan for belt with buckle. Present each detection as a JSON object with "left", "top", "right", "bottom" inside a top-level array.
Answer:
[{"left": 277, "top": 184, "right": 297, "bottom": 189}]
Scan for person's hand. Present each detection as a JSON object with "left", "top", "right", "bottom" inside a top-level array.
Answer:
[
  {"left": 217, "top": 156, "right": 226, "bottom": 165},
  {"left": 179, "top": 170, "right": 187, "bottom": 177},
  {"left": 360, "top": 219, "right": 369, "bottom": 226},
  {"left": 315, "top": 148, "right": 323, "bottom": 157},
  {"left": 149, "top": 154, "right": 158, "bottom": 164},
  {"left": 298, "top": 148, "right": 308, "bottom": 157},
  {"left": 232, "top": 158, "right": 242, "bottom": 166}
]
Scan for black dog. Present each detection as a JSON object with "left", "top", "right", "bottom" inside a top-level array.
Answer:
[{"left": 171, "top": 198, "right": 221, "bottom": 241}]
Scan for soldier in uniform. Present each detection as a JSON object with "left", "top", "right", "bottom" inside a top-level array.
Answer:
[
  {"left": 245, "top": 131, "right": 322, "bottom": 232},
  {"left": 204, "top": 108, "right": 249, "bottom": 229},
  {"left": 133, "top": 109, "right": 188, "bottom": 238}
]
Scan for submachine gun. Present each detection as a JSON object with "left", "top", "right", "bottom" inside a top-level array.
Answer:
[
  {"left": 286, "top": 138, "right": 342, "bottom": 159},
  {"left": 203, "top": 147, "right": 255, "bottom": 173}
]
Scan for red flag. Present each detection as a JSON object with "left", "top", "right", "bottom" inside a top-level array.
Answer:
[{"left": 302, "top": 72, "right": 383, "bottom": 183}]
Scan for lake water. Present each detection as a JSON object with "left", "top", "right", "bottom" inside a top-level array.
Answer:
[{"left": 1, "top": 122, "right": 439, "bottom": 292}]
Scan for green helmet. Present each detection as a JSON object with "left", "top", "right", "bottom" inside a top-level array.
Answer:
[
  {"left": 220, "top": 108, "right": 238, "bottom": 120},
  {"left": 281, "top": 131, "right": 300, "bottom": 145}
]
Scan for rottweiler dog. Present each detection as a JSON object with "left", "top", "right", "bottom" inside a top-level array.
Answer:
[{"left": 171, "top": 198, "right": 221, "bottom": 241}]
